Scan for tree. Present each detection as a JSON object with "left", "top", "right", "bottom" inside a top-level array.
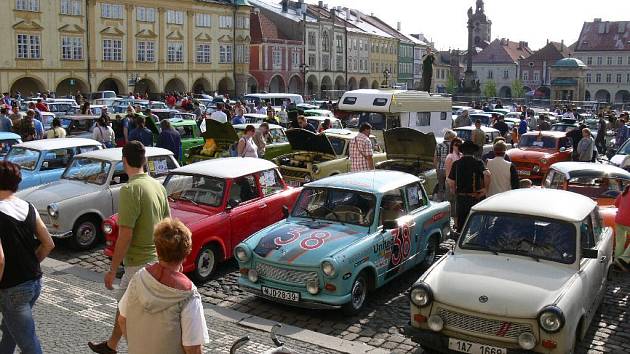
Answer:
[
  {"left": 511, "top": 79, "right": 525, "bottom": 98},
  {"left": 445, "top": 72, "right": 458, "bottom": 95},
  {"left": 483, "top": 80, "right": 497, "bottom": 98},
  {"left": 421, "top": 51, "right": 436, "bottom": 92}
]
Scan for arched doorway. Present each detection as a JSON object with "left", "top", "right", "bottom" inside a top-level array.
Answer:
[
  {"left": 585, "top": 90, "right": 591, "bottom": 101},
  {"left": 192, "top": 78, "right": 211, "bottom": 94},
  {"left": 595, "top": 89, "right": 611, "bottom": 103},
  {"left": 615, "top": 90, "right": 630, "bottom": 103},
  {"left": 306, "top": 75, "right": 318, "bottom": 98},
  {"left": 268, "top": 75, "right": 286, "bottom": 93},
  {"left": 371, "top": 80, "right": 380, "bottom": 89},
  {"left": 217, "top": 77, "right": 234, "bottom": 95},
  {"left": 98, "top": 78, "right": 124, "bottom": 94},
  {"left": 164, "top": 78, "right": 186, "bottom": 94},
  {"left": 499, "top": 86, "right": 512, "bottom": 98},
  {"left": 11, "top": 77, "right": 45, "bottom": 96},
  {"left": 334, "top": 75, "right": 345, "bottom": 91},
  {"left": 56, "top": 78, "right": 88, "bottom": 97},
  {"left": 247, "top": 76, "right": 258, "bottom": 94},
  {"left": 320, "top": 76, "right": 332, "bottom": 98},
  {"left": 288, "top": 75, "right": 302, "bottom": 94},
  {"left": 134, "top": 78, "right": 158, "bottom": 98},
  {"left": 359, "top": 77, "right": 369, "bottom": 89},
  {"left": 348, "top": 77, "right": 357, "bottom": 91}
]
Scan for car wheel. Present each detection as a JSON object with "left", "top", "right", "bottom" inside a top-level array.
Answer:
[
  {"left": 71, "top": 216, "right": 102, "bottom": 250},
  {"left": 342, "top": 272, "right": 368, "bottom": 315},
  {"left": 420, "top": 236, "right": 440, "bottom": 269},
  {"left": 192, "top": 244, "right": 218, "bottom": 283}
]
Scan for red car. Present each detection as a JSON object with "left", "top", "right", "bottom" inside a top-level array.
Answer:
[
  {"left": 506, "top": 130, "right": 573, "bottom": 181},
  {"left": 103, "top": 157, "right": 301, "bottom": 282}
]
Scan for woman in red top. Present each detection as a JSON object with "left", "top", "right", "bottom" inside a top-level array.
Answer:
[{"left": 614, "top": 186, "right": 630, "bottom": 271}]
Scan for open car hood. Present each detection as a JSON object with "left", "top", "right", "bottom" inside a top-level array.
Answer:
[
  {"left": 202, "top": 119, "right": 238, "bottom": 144},
  {"left": 384, "top": 128, "right": 436, "bottom": 162},
  {"left": 285, "top": 128, "right": 336, "bottom": 155}
]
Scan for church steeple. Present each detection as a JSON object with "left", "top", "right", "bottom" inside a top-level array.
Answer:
[
  {"left": 476, "top": 0, "right": 484, "bottom": 13},
  {"left": 468, "top": 0, "right": 492, "bottom": 49}
]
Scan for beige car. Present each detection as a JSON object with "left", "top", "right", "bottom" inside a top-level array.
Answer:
[{"left": 274, "top": 128, "right": 385, "bottom": 186}]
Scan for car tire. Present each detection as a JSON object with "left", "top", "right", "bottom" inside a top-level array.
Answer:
[
  {"left": 342, "top": 272, "right": 368, "bottom": 315},
  {"left": 71, "top": 215, "right": 102, "bottom": 250},
  {"left": 420, "top": 236, "right": 440, "bottom": 269},
  {"left": 192, "top": 244, "right": 218, "bottom": 283}
]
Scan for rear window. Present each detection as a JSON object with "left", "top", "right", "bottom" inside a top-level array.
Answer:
[
  {"left": 373, "top": 98, "right": 388, "bottom": 106},
  {"left": 342, "top": 97, "right": 357, "bottom": 105}
]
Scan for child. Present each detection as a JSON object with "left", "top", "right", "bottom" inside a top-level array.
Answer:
[{"left": 511, "top": 127, "right": 519, "bottom": 147}]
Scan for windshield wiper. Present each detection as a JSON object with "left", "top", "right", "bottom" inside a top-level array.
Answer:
[{"left": 179, "top": 195, "right": 199, "bottom": 206}]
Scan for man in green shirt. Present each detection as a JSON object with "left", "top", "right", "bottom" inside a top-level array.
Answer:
[{"left": 89, "top": 141, "right": 170, "bottom": 354}]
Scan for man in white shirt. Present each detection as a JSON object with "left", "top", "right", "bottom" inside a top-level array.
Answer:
[
  {"left": 486, "top": 141, "right": 519, "bottom": 196},
  {"left": 209, "top": 103, "right": 227, "bottom": 123}
]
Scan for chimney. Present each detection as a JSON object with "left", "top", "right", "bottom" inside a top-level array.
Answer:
[
  {"left": 594, "top": 18, "right": 601, "bottom": 22},
  {"left": 370, "top": 12, "right": 374, "bottom": 17},
  {"left": 324, "top": 3, "right": 328, "bottom": 9},
  {"left": 561, "top": 39, "right": 564, "bottom": 50},
  {"left": 254, "top": 7, "right": 260, "bottom": 14},
  {"left": 281, "top": 0, "right": 288, "bottom": 13},
  {"left": 318, "top": 1, "right": 323, "bottom": 7},
  {"left": 397, "top": 21, "right": 401, "bottom": 31},
  {"left": 345, "top": 8, "right": 350, "bottom": 21}
]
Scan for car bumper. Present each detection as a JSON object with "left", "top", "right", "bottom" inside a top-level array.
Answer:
[
  {"left": 403, "top": 325, "right": 533, "bottom": 354},
  {"left": 238, "top": 277, "right": 351, "bottom": 310}
]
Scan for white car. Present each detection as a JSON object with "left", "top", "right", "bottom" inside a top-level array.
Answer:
[
  {"left": 454, "top": 126, "right": 502, "bottom": 156},
  {"left": 609, "top": 138, "right": 630, "bottom": 169},
  {"left": 406, "top": 189, "right": 612, "bottom": 354},
  {"left": 17, "top": 147, "right": 179, "bottom": 250}
]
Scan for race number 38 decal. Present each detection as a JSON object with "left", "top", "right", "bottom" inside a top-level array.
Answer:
[
  {"left": 391, "top": 224, "right": 411, "bottom": 266},
  {"left": 273, "top": 227, "right": 332, "bottom": 251}
]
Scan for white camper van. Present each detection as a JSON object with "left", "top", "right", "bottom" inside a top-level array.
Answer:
[{"left": 338, "top": 89, "right": 452, "bottom": 136}]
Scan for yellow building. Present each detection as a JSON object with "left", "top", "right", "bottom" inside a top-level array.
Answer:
[
  {"left": 3, "top": 0, "right": 251, "bottom": 97},
  {"left": 368, "top": 35, "right": 398, "bottom": 88}
]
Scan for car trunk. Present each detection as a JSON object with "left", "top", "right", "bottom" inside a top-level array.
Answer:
[
  {"left": 188, "top": 119, "right": 239, "bottom": 161},
  {"left": 276, "top": 129, "right": 338, "bottom": 186}
]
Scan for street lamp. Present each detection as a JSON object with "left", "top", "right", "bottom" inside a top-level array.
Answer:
[
  {"left": 383, "top": 69, "right": 391, "bottom": 88},
  {"left": 299, "top": 63, "right": 309, "bottom": 96}
]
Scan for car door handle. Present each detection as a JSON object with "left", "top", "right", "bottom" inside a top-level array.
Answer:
[
  {"left": 259, "top": 204, "right": 267, "bottom": 209},
  {"left": 600, "top": 256, "right": 607, "bottom": 263}
]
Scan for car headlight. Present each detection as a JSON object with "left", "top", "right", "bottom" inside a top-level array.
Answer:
[
  {"left": 427, "top": 315, "right": 444, "bottom": 332},
  {"left": 235, "top": 246, "right": 250, "bottom": 262},
  {"left": 540, "top": 158, "right": 548, "bottom": 165},
  {"left": 247, "top": 269, "right": 258, "bottom": 283},
  {"left": 47, "top": 203, "right": 59, "bottom": 218},
  {"left": 306, "top": 279, "right": 319, "bottom": 295},
  {"left": 409, "top": 282, "right": 433, "bottom": 307},
  {"left": 538, "top": 306, "right": 565, "bottom": 333},
  {"left": 103, "top": 222, "right": 113, "bottom": 235},
  {"left": 313, "top": 165, "right": 320, "bottom": 175},
  {"left": 321, "top": 260, "right": 336, "bottom": 277},
  {"left": 518, "top": 332, "right": 537, "bottom": 350},
  {"left": 532, "top": 165, "right": 541, "bottom": 173}
]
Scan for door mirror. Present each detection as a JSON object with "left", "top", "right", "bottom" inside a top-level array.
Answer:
[
  {"left": 559, "top": 147, "right": 567, "bottom": 152},
  {"left": 582, "top": 248, "right": 598, "bottom": 259},
  {"left": 227, "top": 198, "right": 240, "bottom": 209},
  {"left": 382, "top": 220, "right": 398, "bottom": 230},
  {"left": 282, "top": 205, "right": 289, "bottom": 219},
  {"left": 112, "top": 176, "right": 121, "bottom": 185},
  {"left": 42, "top": 161, "right": 49, "bottom": 169}
]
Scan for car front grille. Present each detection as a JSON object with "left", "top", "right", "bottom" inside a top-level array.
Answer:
[
  {"left": 438, "top": 308, "right": 533, "bottom": 340},
  {"left": 255, "top": 262, "right": 318, "bottom": 286}
]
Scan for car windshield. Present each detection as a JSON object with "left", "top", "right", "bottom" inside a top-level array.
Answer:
[
  {"left": 460, "top": 212, "right": 576, "bottom": 264},
  {"left": 566, "top": 176, "right": 630, "bottom": 200},
  {"left": 519, "top": 135, "right": 557, "bottom": 149},
  {"left": 62, "top": 158, "right": 112, "bottom": 185},
  {"left": 292, "top": 187, "right": 376, "bottom": 226},
  {"left": 164, "top": 174, "right": 226, "bottom": 207},
  {"left": 328, "top": 137, "right": 346, "bottom": 155},
  {"left": 455, "top": 129, "right": 472, "bottom": 141},
  {"left": 617, "top": 140, "right": 630, "bottom": 155},
  {"left": 63, "top": 118, "right": 96, "bottom": 133},
  {"left": 6, "top": 147, "right": 40, "bottom": 170}
]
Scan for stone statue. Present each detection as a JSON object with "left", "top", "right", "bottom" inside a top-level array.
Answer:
[
  {"left": 467, "top": 7, "right": 473, "bottom": 19},
  {"left": 476, "top": 0, "right": 484, "bottom": 13}
]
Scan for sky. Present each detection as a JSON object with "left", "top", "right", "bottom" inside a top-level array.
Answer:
[{"left": 304, "top": 0, "right": 630, "bottom": 51}]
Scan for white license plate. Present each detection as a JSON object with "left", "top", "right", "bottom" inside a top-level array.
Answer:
[
  {"left": 287, "top": 179, "right": 303, "bottom": 187},
  {"left": 448, "top": 338, "right": 506, "bottom": 354},
  {"left": 262, "top": 286, "right": 300, "bottom": 302},
  {"left": 517, "top": 169, "right": 530, "bottom": 176}
]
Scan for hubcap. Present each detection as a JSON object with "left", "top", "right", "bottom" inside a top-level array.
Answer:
[
  {"left": 77, "top": 222, "right": 96, "bottom": 246},
  {"left": 351, "top": 277, "right": 366, "bottom": 310},
  {"left": 197, "top": 249, "right": 215, "bottom": 278}
]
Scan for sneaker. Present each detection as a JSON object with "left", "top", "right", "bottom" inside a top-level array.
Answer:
[{"left": 88, "top": 341, "right": 117, "bottom": 354}]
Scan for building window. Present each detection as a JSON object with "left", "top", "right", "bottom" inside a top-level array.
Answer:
[
  {"left": 628, "top": 56, "right": 630, "bottom": 65},
  {"left": 336, "top": 35, "right": 343, "bottom": 53},
  {"left": 522, "top": 71, "right": 528, "bottom": 81},
  {"left": 617, "top": 74, "right": 622, "bottom": 83},
  {"left": 195, "top": 13, "right": 211, "bottom": 27},
  {"left": 196, "top": 43, "right": 211, "bottom": 63},
  {"left": 596, "top": 73, "right": 601, "bottom": 83},
  {"left": 628, "top": 73, "right": 630, "bottom": 83},
  {"left": 103, "top": 39, "right": 122, "bottom": 61},
  {"left": 308, "top": 54, "right": 316, "bottom": 68},
  {"left": 16, "top": 0, "right": 39, "bottom": 11},
  {"left": 236, "top": 44, "right": 248, "bottom": 64},
  {"left": 322, "top": 54, "right": 330, "bottom": 70},
  {"left": 219, "top": 44, "right": 232, "bottom": 63},
  {"left": 606, "top": 73, "right": 612, "bottom": 83},
  {"left": 336, "top": 55, "right": 343, "bottom": 71},
  {"left": 236, "top": 16, "right": 249, "bottom": 29},
  {"left": 586, "top": 73, "right": 591, "bottom": 83},
  {"left": 308, "top": 32, "right": 316, "bottom": 50},
  {"left": 60, "top": 0, "right": 81, "bottom": 15},
  {"left": 219, "top": 16, "right": 233, "bottom": 28},
  {"left": 167, "top": 41, "right": 184, "bottom": 63},
  {"left": 533, "top": 71, "right": 540, "bottom": 82},
  {"left": 503, "top": 70, "right": 509, "bottom": 79},
  {"left": 607, "top": 56, "right": 613, "bottom": 65},
  {"left": 167, "top": 10, "right": 184, "bottom": 25},
  {"left": 322, "top": 31, "right": 329, "bottom": 52},
  {"left": 101, "top": 3, "right": 124, "bottom": 19},
  {"left": 136, "top": 40, "right": 155, "bottom": 62},
  {"left": 136, "top": 7, "right": 155, "bottom": 22},
  {"left": 587, "top": 57, "right": 593, "bottom": 65},
  {"left": 272, "top": 46, "right": 282, "bottom": 69},
  {"left": 618, "top": 56, "right": 623, "bottom": 65},
  {"left": 17, "top": 34, "right": 40, "bottom": 59},
  {"left": 61, "top": 36, "right": 83, "bottom": 60},
  {"left": 291, "top": 49, "right": 299, "bottom": 69},
  {"left": 597, "top": 56, "right": 602, "bottom": 65}
]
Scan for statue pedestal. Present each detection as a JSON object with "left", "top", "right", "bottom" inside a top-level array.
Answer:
[{"left": 462, "top": 71, "right": 479, "bottom": 93}]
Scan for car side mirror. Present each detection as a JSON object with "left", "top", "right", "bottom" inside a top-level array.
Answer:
[
  {"left": 42, "top": 161, "right": 48, "bottom": 169},
  {"left": 112, "top": 176, "right": 121, "bottom": 184},
  {"left": 382, "top": 220, "right": 398, "bottom": 231},
  {"left": 582, "top": 248, "right": 598, "bottom": 259},
  {"left": 282, "top": 205, "right": 289, "bottom": 218},
  {"left": 227, "top": 198, "right": 240, "bottom": 209}
]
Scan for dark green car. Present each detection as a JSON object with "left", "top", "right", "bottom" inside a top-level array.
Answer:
[
  {"left": 169, "top": 118, "right": 204, "bottom": 164},
  {"left": 233, "top": 123, "right": 291, "bottom": 160}
]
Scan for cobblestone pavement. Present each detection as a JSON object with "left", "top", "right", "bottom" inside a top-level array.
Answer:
[
  {"left": 1, "top": 264, "right": 351, "bottom": 354},
  {"left": 50, "top": 240, "right": 630, "bottom": 353}
]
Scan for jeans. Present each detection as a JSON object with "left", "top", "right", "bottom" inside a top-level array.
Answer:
[{"left": 0, "top": 278, "right": 43, "bottom": 354}]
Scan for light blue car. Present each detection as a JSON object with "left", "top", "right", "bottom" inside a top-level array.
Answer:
[
  {"left": 235, "top": 170, "right": 451, "bottom": 314},
  {"left": 5, "top": 138, "right": 103, "bottom": 190},
  {"left": 0, "top": 132, "right": 22, "bottom": 158}
]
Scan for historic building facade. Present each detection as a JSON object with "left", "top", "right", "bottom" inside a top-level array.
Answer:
[
  {"left": 518, "top": 41, "right": 572, "bottom": 98},
  {"left": 4, "top": 0, "right": 251, "bottom": 97},
  {"left": 472, "top": 39, "right": 532, "bottom": 97}
]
